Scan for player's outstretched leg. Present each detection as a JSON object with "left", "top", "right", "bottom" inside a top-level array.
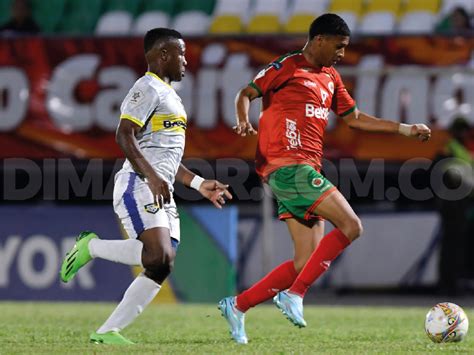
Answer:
[
  {"left": 90, "top": 331, "right": 135, "bottom": 345},
  {"left": 60, "top": 231, "right": 98, "bottom": 282},
  {"left": 218, "top": 296, "right": 248, "bottom": 344},
  {"left": 273, "top": 290, "right": 307, "bottom": 328}
]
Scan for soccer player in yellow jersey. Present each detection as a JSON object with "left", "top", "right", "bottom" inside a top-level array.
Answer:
[{"left": 60, "top": 28, "right": 232, "bottom": 345}]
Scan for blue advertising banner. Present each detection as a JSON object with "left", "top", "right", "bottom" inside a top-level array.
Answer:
[
  {"left": 0, "top": 205, "right": 134, "bottom": 301},
  {"left": 0, "top": 204, "right": 238, "bottom": 302}
]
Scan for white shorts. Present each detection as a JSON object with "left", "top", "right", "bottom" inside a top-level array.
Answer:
[{"left": 113, "top": 172, "right": 180, "bottom": 243}]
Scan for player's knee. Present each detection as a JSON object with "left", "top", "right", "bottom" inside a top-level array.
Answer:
[
  {"left": 349, "top": 217, "right": 363, "bottom": 241},
  {"left": 143, "top": 249, "right": 175, "bottom": 282},
  {"left": 342, "top": 217, "right": 363, "bottom": 241}
]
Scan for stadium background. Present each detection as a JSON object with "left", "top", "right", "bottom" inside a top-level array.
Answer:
[{"left": 0, "top": 0, "right": 473, "bottom": 308}]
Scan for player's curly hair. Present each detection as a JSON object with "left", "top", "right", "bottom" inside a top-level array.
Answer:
[
  {"left": 144, "top": 28, "right": 183, "bottom": 53},
  {"left": 309, "top": 13, "right": 351, "bottom": 39}
]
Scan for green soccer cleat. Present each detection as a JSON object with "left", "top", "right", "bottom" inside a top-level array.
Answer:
[
  {"left": 60, "top": 231, "right": 98, "bottom": 283},
  {"left": 90, "top": 331, "right": 135, "bottom": 345}
]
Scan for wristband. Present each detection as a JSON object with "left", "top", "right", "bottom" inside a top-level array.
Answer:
[
  {"left": 190, "top": 175, "right": 204, "bottom": 191},
  {"left": 398, "top": 123, "right": 412, "bottom": 136}
]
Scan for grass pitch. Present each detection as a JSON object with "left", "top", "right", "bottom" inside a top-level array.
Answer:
[{"left": 0, "top": 302, "right": 473, "bottom": 354}]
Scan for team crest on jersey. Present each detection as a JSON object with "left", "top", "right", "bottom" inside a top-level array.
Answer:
[
  {"left": 312, "top": 178, "right": 324, "bottom": 188},
  {"left": 144, "top": 203, "right": 160, "bottom": 214},
  {"left": 328, "top": 82, "right": 334, "bottom": 94}
]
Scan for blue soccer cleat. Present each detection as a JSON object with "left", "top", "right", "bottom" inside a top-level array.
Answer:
[
  {"left": 218, "top": 296, "right": 248, "bottom": 344},
  {"left": 273, "top": 290, "right": 307, "bottom": 328}
]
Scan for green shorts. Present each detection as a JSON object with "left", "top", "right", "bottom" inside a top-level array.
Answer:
[{"left": 268, "top": 164, "right": 336, "bottom": 221}]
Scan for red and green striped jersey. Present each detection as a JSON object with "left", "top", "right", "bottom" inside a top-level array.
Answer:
[{"left": 250, "top": 50, "right": 356, "bottom": 178}]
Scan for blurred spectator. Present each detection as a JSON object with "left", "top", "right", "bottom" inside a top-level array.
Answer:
[
  {"left": 0, "top": 0, "right": 40, "bottom": 35},
  {"left": 435, "top": 117, "right": 474, "bottom": 295},
  {"left": 435, "top": 6, "right": 472, "bottom": 34}
]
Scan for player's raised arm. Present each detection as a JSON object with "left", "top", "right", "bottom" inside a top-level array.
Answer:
[
  {"left": 116, "top": 119, "right": 171, "bottom": 207},
  {"left": 342, "top": 108, "right": 432, "bottom": 142},
  {"left": 175, "top": 164, "right": 232, "bottom": 209},
  {"left": 233, "top": 85, "right": 259, "bottom": 136}
]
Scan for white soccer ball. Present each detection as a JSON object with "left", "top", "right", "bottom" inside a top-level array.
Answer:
[{"left": 425, "top": 302, "right": 469, "bottom": 343}]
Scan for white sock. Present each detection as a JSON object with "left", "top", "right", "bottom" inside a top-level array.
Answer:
[
  {"left": 89, "top": 239, "right": 143, "bottom": 266},
  {"left": 96, "top": 274, "right": 161, "bottom": 334}
]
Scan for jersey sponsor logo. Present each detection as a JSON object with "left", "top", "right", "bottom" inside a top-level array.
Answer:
[
  {"left": 144, "top": 203, "right": 159, "bottom": 214},
  {"left": 303, "top": 80, "right": 317, "bottom": 88},
  {"left": 163, "top": 120, "right": 187, "bottom": 129},
  {"left": 285, "top": 118, "right": 301, "bottom": 150},
  {"left": 270, "top": 61, "right": 282, "bottom": 70},
  {"left": 305, "top": 104, "right": 329, "bottom": 120},
  {"left": 320, "top": 89, "right": 329, "bottom": 104},
  {"left": 129, "top": 89, "right": 144, "bottom": 106},
  {"left": 312, "top": 178, "right": 324, "bottom": 188}
]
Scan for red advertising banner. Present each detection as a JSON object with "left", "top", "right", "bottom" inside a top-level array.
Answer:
[{"left": 0, "top": 36, "right": 473, "bottom": 160}]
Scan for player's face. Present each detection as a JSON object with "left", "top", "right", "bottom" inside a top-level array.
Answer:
[
  {"left": 166, "top": 39, "right": 187, "bottom": 82},
  {"left": 313, "top": 35, "right": 349, "bottom": 67}
]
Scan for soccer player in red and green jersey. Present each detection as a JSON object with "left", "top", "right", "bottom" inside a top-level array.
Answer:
[{"left": 218, "top": 13, "right": 431, "bottom": 344}]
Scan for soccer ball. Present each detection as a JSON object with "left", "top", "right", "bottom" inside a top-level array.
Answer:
[{"left": 425, "top": 302, "right": 469, "bottom": 343}]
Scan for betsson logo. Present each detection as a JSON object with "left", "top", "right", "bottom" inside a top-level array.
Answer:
[
  {"left": 285, "top": 118, "right": 301, "bottom": 150},
  {"left": 305, "top": 104, "right": 329, "bottom": 120}
]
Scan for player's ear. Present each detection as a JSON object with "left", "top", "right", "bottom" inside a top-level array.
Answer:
[
  {"left": 313, "top": 35, "right": 323, "bottom": 47},
  {"left": 160, "top": 48, "right": 168, "bottom": 61}
]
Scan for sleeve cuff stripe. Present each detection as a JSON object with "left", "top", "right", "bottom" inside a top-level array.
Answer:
[
  {"left": 249, "top": 82, "right": 263, "bottom": 97},
  {"left": 120, "top": 114, "right": 144, "bottom": 127},
  {"left": 340, "top": 105, "right": 357, "bottom": 117}
]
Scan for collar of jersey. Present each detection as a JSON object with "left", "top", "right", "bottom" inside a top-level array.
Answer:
[{"left": 146, "top": 71, "right": 174, "bottom": 90}]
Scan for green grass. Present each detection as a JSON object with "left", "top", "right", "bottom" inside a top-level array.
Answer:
[{"left": 0, "top": 302, "right": 473, "bottom": 354}]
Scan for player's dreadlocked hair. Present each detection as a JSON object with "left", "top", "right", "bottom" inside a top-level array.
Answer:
[
  {"left": 308, "top": 14, "right": 351, "bottom": 39},
  {"left": 144, "top": 28, "right": 183, "bottom": 53}
]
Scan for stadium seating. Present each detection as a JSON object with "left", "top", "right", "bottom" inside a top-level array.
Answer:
[
  {"left": 175, "top": 0, "right": 215, "bottom": 15},
  {"left": 142, "top": 0, "right": 175, "bottom": 15},
  {"left": 329, "top": 0, "right": 364, "bottom": 32},
  {"left": 284, "top": 0, "right": 328, "bottom": 33},
  {"left": 95, "top": 10, "right": 133, "bottom": 35},
  {"left": 246, "top": 0, "right": 287, "bottom": 33},
  {"left": 359, "top": 12, "right": 396, "bottom": 34},
  {"left": 172, "top": 11, "right": 210, "bottom": 35},
  {"left": 0, "top": 0, "right": 470, "bottom": 35},
  {"left": 397, "top": 0, "right": 440, "bottom": 34},
  {"left": 132, "top": 11, "right": 171, "bottom": 35},
  {"left": 58, "top": 0, "right": 103, "bottom": 34},
  {"left": 31, "top": 0, "right": 65, "bottom": 33},
  {"left": 329, "top": 0, "right": 364, "bottom": 15},
  {"left": 171, "top": 0, "right": 214, "bottom": 35},
  {"left": 209, "top": 0, "right": 251, "bottom": 34},
  {"left": 398, "top": 11, "right": 437, "bottom": 34},
  {"left": 0, "top": 0, "right": 13, "bottom": 26},
  {"left": 358, "top": 0, "right": 400, "bottom": 35},
  {"left": 404, "top": 0, "right": 440, "bottom": 14},
  {"left": 104, "top": 0, "right": 141, "bottom": 16}
]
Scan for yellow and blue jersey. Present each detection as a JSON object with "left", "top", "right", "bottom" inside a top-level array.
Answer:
[{"left": 118, "top": 71, "right": 187, "bottom": 190}]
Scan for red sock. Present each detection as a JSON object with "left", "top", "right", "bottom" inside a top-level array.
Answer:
[
  {"left": 288, "top": 228, "right": 350, "bottom": 297},
  {"left": 236, "top": 260, "right": 298, "bottom": 312}
]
